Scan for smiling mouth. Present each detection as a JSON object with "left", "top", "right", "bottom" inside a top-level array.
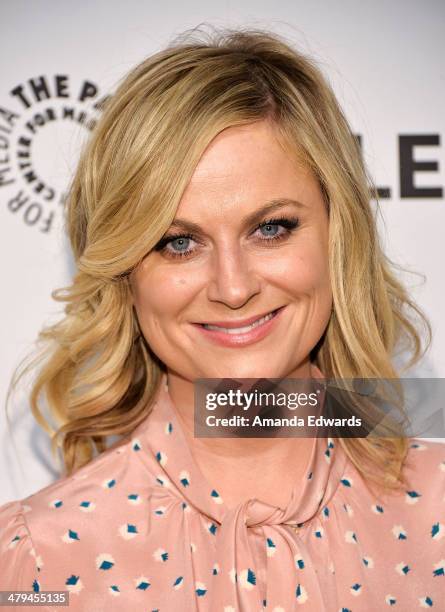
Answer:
[{"left": 199, "top": 308, "right": 282, "bottom": 335}]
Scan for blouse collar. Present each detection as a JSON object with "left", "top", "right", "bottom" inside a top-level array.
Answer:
[{"left": 131, "top": 370, "right": 347, "bottom": 529}]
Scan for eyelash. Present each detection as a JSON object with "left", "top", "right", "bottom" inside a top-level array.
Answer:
[{"left": 153, "top": 216, "right": 300, "bottom": 260}]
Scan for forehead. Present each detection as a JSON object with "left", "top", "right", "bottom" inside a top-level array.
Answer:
[
  {"left": 191, "top": 120, "right": 287, "bottom": 176},
  {"left": 175, "top": 120, "right": 322, "bottom": 220}
]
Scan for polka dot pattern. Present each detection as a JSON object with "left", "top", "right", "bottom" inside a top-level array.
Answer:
[{"left": 0, "top": 373, "right": 444, "bottom": 610}]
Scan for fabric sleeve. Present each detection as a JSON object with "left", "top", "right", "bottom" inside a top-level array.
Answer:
[{"left": 0, "top": 500, "right": 41, "bottom": 592}]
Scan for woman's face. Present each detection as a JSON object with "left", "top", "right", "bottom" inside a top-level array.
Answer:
[{"left": 130, "top": 119, "right": 332, "bottom": 380}]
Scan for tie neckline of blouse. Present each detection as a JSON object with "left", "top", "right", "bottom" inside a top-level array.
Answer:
[{"left": 132, "top": 372, "right": 348, "bottom": 529}]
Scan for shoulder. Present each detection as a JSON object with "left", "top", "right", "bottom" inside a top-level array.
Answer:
[
  {"left": 404, "top": 438, "right": 445, "bottom": 479},
  {"left": 0, "top": 433, "right": 149, "bottom": 590},
  {"left": 402, "top": 438, "right": 445, "bottom": 507},
  {"left": 0, "top": 499, "right": 41, "bottom": 590},
  {"left": 338, "top": 438, "right": 445, "bottom": 514},
  {"left": 15, "top": 433, "right": 146, "bottom": 526}
]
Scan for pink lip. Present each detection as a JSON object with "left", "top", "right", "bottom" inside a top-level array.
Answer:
[
  {"left": 194, "top": 308, "right": 283, "bottom": 328},
  {"left": 191, "top": 306, "right": 285, "bottom": 348}
]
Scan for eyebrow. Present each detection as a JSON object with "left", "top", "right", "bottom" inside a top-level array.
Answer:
[{"left": 167, "top": 198, "right": 307, "bottom": 234}]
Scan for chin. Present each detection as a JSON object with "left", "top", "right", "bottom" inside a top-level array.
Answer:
[{"left": 203, "top": 361, "right": 287, "bottom": 380}]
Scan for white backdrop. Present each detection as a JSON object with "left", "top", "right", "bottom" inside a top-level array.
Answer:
[{"left": 1, "top": 0, "right": 444, "bottom": 504}]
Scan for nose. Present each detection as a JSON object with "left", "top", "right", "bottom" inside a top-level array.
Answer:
[{"left": 206, "top": 242, "right": 261, "bottom": 309}]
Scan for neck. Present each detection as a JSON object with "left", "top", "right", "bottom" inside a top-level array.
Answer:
[{"left": 166, "top": 359, "right": 319, "bottom": 459}]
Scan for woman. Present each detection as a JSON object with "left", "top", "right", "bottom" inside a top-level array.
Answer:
[{"left": 1, "top": 26, "right": 444, "bottom": 611}]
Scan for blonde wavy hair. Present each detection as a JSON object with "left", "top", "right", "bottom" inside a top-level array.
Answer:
[{"left": 7, "top": 26, "right": 430, "bottom": 495}]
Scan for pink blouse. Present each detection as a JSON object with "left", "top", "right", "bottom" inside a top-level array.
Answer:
[{"left": 1, "top": 374, "right": 444, "bottom": 611}]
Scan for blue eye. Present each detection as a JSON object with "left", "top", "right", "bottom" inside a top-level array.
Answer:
[
  {"left": 259, "top": 223, "right": 280, "bottom": 237},
  {"left": 153, "top": 215, "right": 299, "bottom": 260},
  {"left": 169, "top": 237, "right": 191, "bottom": 252},
  {"left": 153, "top": 232, "right": 196, "bottom": 258},
  {"left": 255, "top": 217, "right": 299, "bottom": 240}
]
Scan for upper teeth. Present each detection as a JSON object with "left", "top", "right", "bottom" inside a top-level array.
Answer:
[{"left": 202, "top": 311, "right": 276, "bottom": 334}]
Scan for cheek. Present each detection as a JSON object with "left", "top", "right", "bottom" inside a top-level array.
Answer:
[
  {"left": 131, "top": 264, "right": 198, "bottom": 331},
  {"left": 264, "top": 239, "right": 331, "bottom": 297}
]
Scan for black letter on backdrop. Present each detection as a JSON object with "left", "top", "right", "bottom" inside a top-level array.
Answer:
[
  {"left": 354, "top": 134, "right": 391, "bottom": 199},
  {"left": 28, "top": 76, "right": 51, "bottom": 103},
  {"left": 55, "top": 75, "right": 69, "bottom": 98},
  {"left": 399, "top": 134, "right": 442, "bottom": 198}
]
